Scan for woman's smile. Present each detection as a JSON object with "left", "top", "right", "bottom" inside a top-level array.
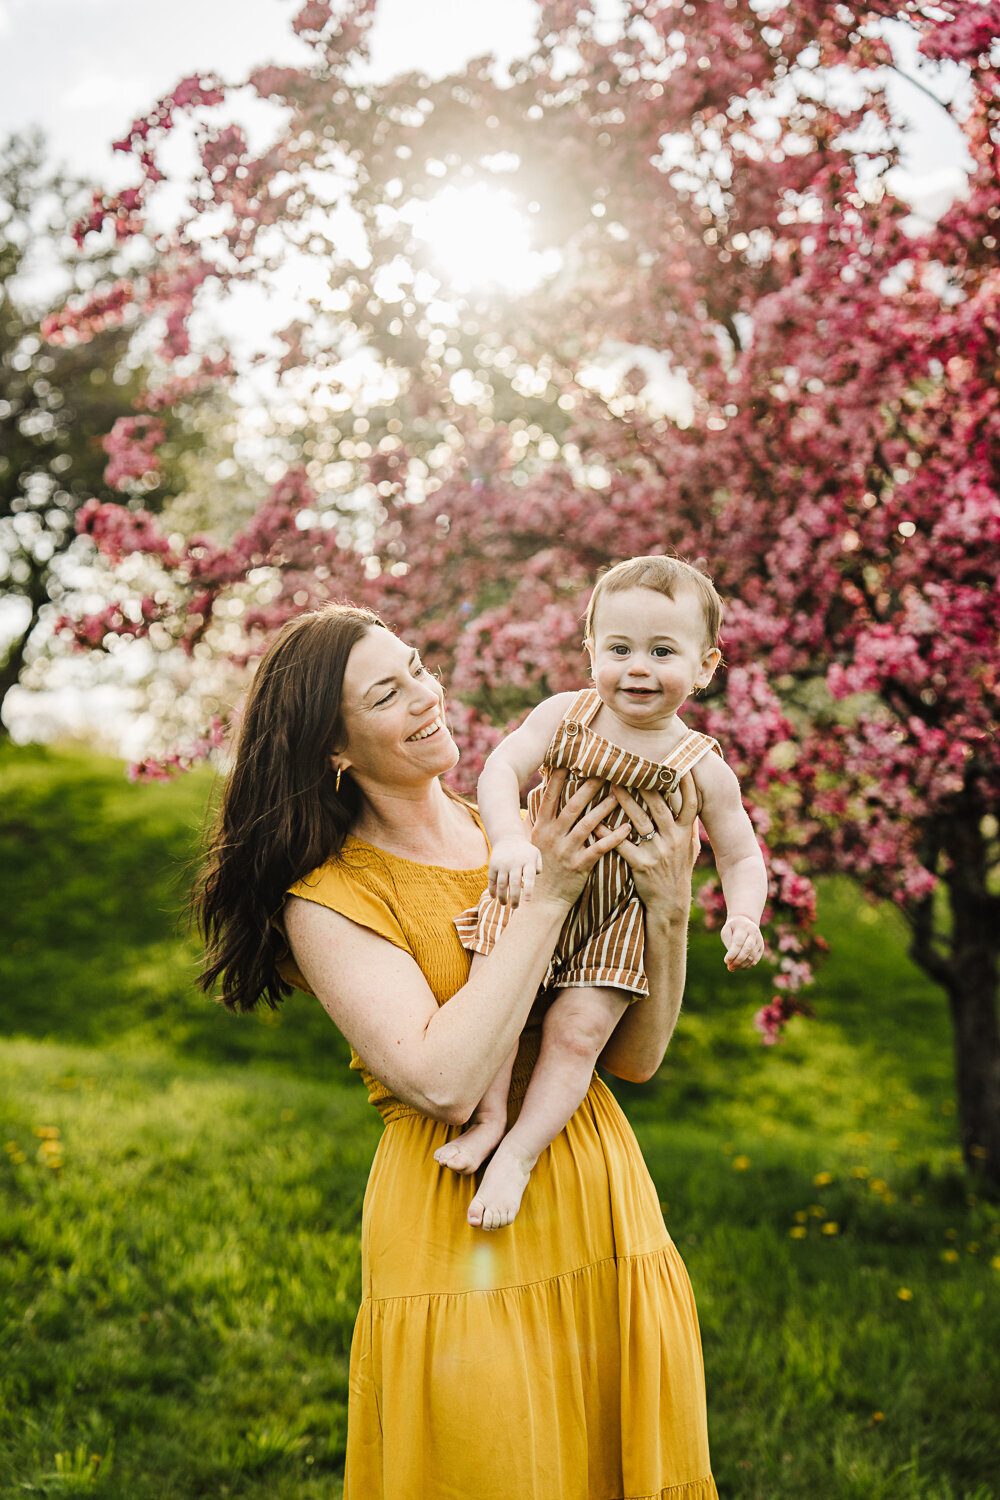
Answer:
[{"left": 407, "top": 715, "right": 445, "bottom": 742}]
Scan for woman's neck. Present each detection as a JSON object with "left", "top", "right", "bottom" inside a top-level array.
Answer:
[{"left": 351, "top": 778, "right": 480, "bottom": 863}]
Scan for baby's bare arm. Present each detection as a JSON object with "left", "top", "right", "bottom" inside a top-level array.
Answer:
[
  {"left": 477, "top": 693, "right": 576, "bottom": 841},
  {"left": 478, "top": 694, "right": 577, "bottom": 906},
  {"left": 696, "top": 753, "right": 768, "bottom": 969}
]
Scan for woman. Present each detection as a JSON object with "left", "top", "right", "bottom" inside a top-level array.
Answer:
[{"left": 198, "top": 603, "right": 718, "bottom": 1500}]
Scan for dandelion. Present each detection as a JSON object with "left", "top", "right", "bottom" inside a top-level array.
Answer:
[
  {"left": 732, "top": 1155, "right": 750, "bottom": 1171},
  {"left": 967, "top": 1243, "right": 980, "bottom": 1255},
  {"left": 990, "top": 1256, "right": 1000, "bottom": 1272},
  {"left": 10, "top": 1151, "right": 26, "bottom": 1164},
  {"left": 896, "top": 1288, "right": 913, "bottom": 1302},
  {"left": 33, "top": 1126, "right": 60, "bottom": 1140},
  {"left": 794, "top": 1210, "right": 809, "bottom": 1223},
  {"left": 808, "top": 1204, "right": 825, "bottom": 1218},
  {"left": 941, "top": 1249, "right": 959, "bottom": 1264},
  {"left": 872, "top": 1411, "right": 885, "bottom": 1423},
  {"left": 850, "top": 1165, "right": 869, "bottom": 1179},
  {"left": 821, "top": 1221, "right": 839, "bottom": 1235},
  {"left": 38, "top": 1138, "right": 64, "bottom": 1171},
  {"left": 789, "top": 1226, "right": 807, "bottom": 1239},
  {"left": 869, "top": 1178, "right": 888, "bottom": 1194},
  {"left": 4, "top": 1141, "right": 18, "bottom": 1153},
  {"left": 813, "top": 1171, "right": 833, "bottom": 1187}
]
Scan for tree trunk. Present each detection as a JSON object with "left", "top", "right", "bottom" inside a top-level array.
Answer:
[
  {"left": 945, "top": 964, "right": 1000, "bottom": 1190},
  {"left": 946, "top": 822, "right": 1000, "bottom": 1189},
  {"left": 909, "top": 809, "right": 1000, "bottom": 1189}
]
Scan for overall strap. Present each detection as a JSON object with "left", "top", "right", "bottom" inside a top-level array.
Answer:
[
  {"left": 665, "top": 729, "right": 723, "bottom": 777},
  {"left": 562, "top": 687, "right": 602, "bottom": 729}
]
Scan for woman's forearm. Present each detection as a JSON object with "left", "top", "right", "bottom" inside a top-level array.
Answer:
[
  {"left": 598, "top": 901, "right": 690, "bottom": 1082},
  {"left": 412, "top": 896, "right": 569, "bottom": 1120}
]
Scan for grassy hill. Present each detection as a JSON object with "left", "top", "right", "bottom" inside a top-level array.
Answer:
[{"left": 1, "top": 743, "right": 997, "bottom": 1499}]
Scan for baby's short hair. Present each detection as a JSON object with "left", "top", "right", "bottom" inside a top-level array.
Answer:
[{"left": 585, "top": 554, "right": 723, "bottom": 649}]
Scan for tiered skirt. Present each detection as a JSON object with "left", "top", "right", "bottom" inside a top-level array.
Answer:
[{"left": 345, "top": 1034, "right": 718, "bottom": 1500}]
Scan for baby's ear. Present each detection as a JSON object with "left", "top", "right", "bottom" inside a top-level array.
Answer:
[{"left": 697, "top": 647, "right": 722, "bottom": 689}]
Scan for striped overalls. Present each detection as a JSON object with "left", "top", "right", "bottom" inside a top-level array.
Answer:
[{"left": 454, "top": 688, "right": 723, "bottom": 998}]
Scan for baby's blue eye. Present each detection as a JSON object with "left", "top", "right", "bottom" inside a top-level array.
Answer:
[
  {"left": 653, "top": 646, "right": 674, "bottom": 657},
  {"left": 611, "top": 645, "right": 630, "bottom": 656}
]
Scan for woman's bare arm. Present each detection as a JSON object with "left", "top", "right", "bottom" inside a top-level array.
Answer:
[
  {"left": 598, "top": 777, "right": 700, "bottom": 1083},
  {"left": 285, "top": 773, "right": 628, "bottom": 1124}
]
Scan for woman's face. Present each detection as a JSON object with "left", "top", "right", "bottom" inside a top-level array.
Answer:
[{"left": 336, "top": 627, "right": 458, "bottom": 790}]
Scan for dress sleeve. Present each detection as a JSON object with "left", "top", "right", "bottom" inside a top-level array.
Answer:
[{"left": 276, "top": 860, "right": 411, "bottom": 993}]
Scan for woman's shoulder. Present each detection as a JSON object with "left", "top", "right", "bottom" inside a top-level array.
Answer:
[{"left": 286, "top": 842, "right": 410, "bottom": 951}]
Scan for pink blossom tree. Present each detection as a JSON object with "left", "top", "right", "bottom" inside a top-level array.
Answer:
[{"left": 51, "top": 1, "right": 1000, "bottom": 1183}]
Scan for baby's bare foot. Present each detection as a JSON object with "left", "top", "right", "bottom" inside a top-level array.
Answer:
[
  {"left": 433, "top": 1117, "right": 506, "bottom": 1175},
  {"left": 467, "top": 1141, "right": 536, "bottom": 1231}
]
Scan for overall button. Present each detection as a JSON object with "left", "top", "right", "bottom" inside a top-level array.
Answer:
[
  {"left": 658, "top": 766, "right": 677, "bottom": 789},
  {"left": 564, "top": 721, "right": 580, "bottom": 736}
]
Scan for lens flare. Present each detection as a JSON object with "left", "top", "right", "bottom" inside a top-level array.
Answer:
[{"left": 411, "top": 184, "right": 560, "bottom": 295}]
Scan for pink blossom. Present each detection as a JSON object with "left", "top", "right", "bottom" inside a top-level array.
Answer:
[{"left": 102, "top": 417, "right": 166, "bottom": 491}]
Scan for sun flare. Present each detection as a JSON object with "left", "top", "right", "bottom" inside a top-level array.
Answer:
[{"left": 410, "top": 184, "right": 560, "bottom": 296}]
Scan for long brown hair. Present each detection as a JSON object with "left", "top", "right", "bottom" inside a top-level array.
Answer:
[{"left": 195, "top": 603, "right": 384, "bottom": 1013}]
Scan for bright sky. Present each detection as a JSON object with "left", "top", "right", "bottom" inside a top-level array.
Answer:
[
  {"left": 0, "top": 0, "right": 538, "bottom": 183},
  {"left": 0, "top": 0, "right": 970, "bottom": 199}
]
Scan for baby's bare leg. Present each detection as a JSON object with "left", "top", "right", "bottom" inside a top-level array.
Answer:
[
  {"left": 433, "top": 1041, "right": 517, "bottom": 1174},
  {"left": 468, "top": 985, "right": 629, "bottom": 1232}
]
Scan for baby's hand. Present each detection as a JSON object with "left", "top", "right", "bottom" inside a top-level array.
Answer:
[
  {"left": 489, "top": 837, "right": 543, "bottom": 908},
  {"left": 722, "top": 916, "right": 765, "bottom": 971}
]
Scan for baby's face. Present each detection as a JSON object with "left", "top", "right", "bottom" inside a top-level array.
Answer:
[{"left": 587, "top": 585, "right": 720, "bottom": 727}]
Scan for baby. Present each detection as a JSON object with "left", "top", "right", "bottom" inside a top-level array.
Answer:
[{"left": 438, "top": 554, "right": 768, "bottom": 1230}]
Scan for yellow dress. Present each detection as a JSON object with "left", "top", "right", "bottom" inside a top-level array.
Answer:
[{"left": 283, "top": 835, "right": 717, "bottom": 1500}]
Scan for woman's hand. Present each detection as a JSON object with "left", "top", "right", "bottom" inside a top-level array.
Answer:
[
  {"left": 529, "top": 769, "right": 630, "bottom": 908},
  {"left": 608, "top": 773, "right": 700, "bottom": 917},
  {"left": 596, "top": 774, "right": 700, "bottom": 1084}
]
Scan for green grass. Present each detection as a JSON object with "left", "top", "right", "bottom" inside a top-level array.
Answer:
[{"left": 1, "top": 742, "right": 998, "bottom": 1500}]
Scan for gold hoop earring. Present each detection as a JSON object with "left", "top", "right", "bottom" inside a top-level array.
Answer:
[{"left": 335, "top": 766, "right": 343, "bottom": 793}]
